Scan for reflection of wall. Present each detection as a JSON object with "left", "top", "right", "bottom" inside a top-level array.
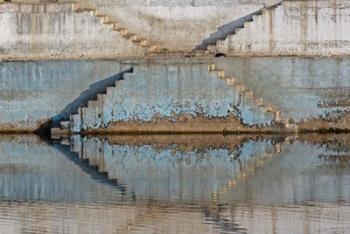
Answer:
[
  {"left": 0, "top": 201, "right": 226, "bottom": 234},
  {"left": 71, "top": 136, "right": 276, "bottom": 201},
  {"left": 0, "top": 135, "right": 124, "bottom": 202},
  {"left": 218, "top": 203, "right": 350, "bottom": 234},
  {"left": 219, "top": 141, "right": 350, "bottom": 204}
]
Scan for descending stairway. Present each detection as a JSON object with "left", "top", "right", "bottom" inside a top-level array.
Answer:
[
  {"left": 72, "top": 2, "right": 159, "bottom": 54},
  {"left": 51, "top": 69, "right": 134, "bottom": 135},
  {"left": 52, "top": 64, "right": 287, "bottom": 135},
  {"left": 208, "top": 64, "right": 290, "bottom": 126},
  {"left": 198, "top": 1, "right": 283, "bottom": 55}
]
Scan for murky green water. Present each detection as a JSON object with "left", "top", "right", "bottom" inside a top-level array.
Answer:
[{"left": 0, "top": 134, "right": 349, "bottom": 234}]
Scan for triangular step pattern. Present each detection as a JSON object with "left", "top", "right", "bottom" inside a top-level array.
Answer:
[
  {"left": 65, "top": 136, "right": 279, "bottom": 196},
  {"left": 53, "top": 64, "right": 281, "bottom": 135},
  {"left": 72, "top": 2, "right": 159, "bottom": 54},
  {"left": 208, "top": 64, "right": 283, "bottom": 125}
]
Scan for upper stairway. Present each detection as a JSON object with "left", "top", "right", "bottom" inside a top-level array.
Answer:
[
  {"left": 72, "top": 0, "right": 269, "bottom": 54},
  {"left": 72, "top": 1, "right": 160, "bottom": 54},
  {"left": 202, "top": 0, "right": 350, "bottom": 56},
  {"left": 196, "top": 1, "right": 283, "bottom": 55}
]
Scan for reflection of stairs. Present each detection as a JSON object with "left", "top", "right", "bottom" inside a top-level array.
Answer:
[
  {"left": 72, "top": 2, "right": 159, "bottom": 54},
  {"left": 208, "top": 64, "right": 284, "bottom": 125},
  {"left": 199, "top": 2, "right": 283, "bottom": 54},
  {"left": 51, "top": 69, "right": 134, "bottom": 135},
  {"left": 212, "top": 141, "right": 284, "bottom": 201}
]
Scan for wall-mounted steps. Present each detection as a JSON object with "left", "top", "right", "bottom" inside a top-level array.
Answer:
[
  {"left": 51, "top": 64, "right": 287, "bottom": 136},
  {"left": 197, "top": 1, "right": 283, "bottom": 55},
  {"left": 208, "top": 63, "right": 294, "bottom": 128},
  {"left": 51, "top": 69, "right": 134, "bottom": 136},
  {"left": 71, "top": 2, "right": 160, "bottom": 54}
]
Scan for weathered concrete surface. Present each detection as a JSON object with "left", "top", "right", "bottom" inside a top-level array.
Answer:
[
  {"left": 215, "top": 57, "right": 350, "bottom": 132},
  {"left": 0, "top": 57, "right": 349, "bottom": 133},
  {"left": 0, "top": 60, "right": 132, "bottom": 131},
  {"left": 93, "top": 0, "right": 266, "bottom": 52},
  {"left": 0, "top": 0, "right": 281, "bottom": 59},
  {"left": 0, "top": 2, "right": 146, "bottom": 61},
  {"left": 67, "top": 62, "right": 278, "bottom": 134},
  {"left": 217, "top": 0, "right": 350, "bottom": 56}
]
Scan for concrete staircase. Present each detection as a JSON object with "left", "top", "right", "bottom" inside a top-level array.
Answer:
[
  {"left": 72, "top": 2, "right": 159, "bottom": 54},
  {"left": 208, "top": 64, "right": 289, "bottom": 126},
  {"left": 199, "top": 2, "right": 283, "bottom": 55},
  {"left": 52, "top": 64, "right": 284, "bottom": 135},
  {"left": 51, "top": 69, "right": 134, "bottom": 136}
]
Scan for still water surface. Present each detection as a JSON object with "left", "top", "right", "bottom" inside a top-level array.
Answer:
[{"left": 0, "top": 134, "right": 349, "bottom": 234}]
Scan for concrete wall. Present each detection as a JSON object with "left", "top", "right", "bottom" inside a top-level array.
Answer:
[
  {"left": 71, "top": 61, "right": 275, "bottom": 133},
  {"left": 216, "top": 57, "right": 350, "bottom": 122},
  {"left": 93, "top": 0, "right": 266, "bottom": 51},
  {"left": 217, "top": 0, "right": 350, "bottom": 56},
  {"left": 0, "top": 57, "right": 349, "bottom": 132},
  {"left": 0, "top": 60, "right": 133, "bottom": 131},
  {"left": 0, "top": 0, "right": 272, "bottom": 58},
  {"left": 0, "top": 2, "right": 146, "bottom": 61}
]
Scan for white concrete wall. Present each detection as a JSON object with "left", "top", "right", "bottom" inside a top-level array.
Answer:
[
  {"left": 97, "top": 3, "right": 264, "bottom": 51},
  {"left": 217, "top": 0, "right": 350, "bottom": 56},
  {"left": 0, "top": 2, "right": 146, "bottom": 60}
]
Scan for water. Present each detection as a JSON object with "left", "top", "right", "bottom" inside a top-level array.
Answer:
[{"left": 0, "top": 134, "right": 349, "bottom": 234}]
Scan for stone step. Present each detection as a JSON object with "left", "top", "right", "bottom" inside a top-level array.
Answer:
[
  {"left": 243, "top": 21, "right": 252, "bottom": 28},
  {"left": 208, "top": 64, "right": 216, "bottom": 71},
  {"left": 140, "top": 40, "right": 151, "bottom": 47},
  {"left": 72, "top": 3, "right": 95, "bottom": 13},
  {"left": 106, "top": 86, "right": 116, "bottom": 96},
  {"left": 51, "top": 128, "right": 69, "bottom": 137},
  {"left": 207, "top": 45, "right": 218, "bottom": 53},
  {"left": 120, "top": 29, "right": 129, "bottom": 36},
  {"left": 101, "top": 16, "right": 115, "bottom": 25},
  {"left": 252, "top": 15, "right": 259, "bottom": 21},
  {"left": 226, "top": 77, "right": 235, "bottom": 85},
  {"left": 114, "top": 79, "right": 125, "bottom": 87},
  {"left": 93, "top": 11, "right": 106, "bottom": 18},
  {"left": 88, "top": 100, "right": 99, "bottom": 109},
  {"left": 274, "top": 111, "right": 282, "bottom": 122},
  {"left": 235, "top": 84, "right": 246, "bottom": 92},
  {"left": 111, "top": 24, "right": 126, "bottom": 32},
  {"left": 97, "top": 94, "right": 105, "bottom": 102},
  {"left": 60, "top": 121, "right": 70, "bottom": 130},
  {"left": 235, "top": 28, "right": 243, "bottom": 34},
  {"left": 130, "top": 35, "right": 145, "bottom": 43}
]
